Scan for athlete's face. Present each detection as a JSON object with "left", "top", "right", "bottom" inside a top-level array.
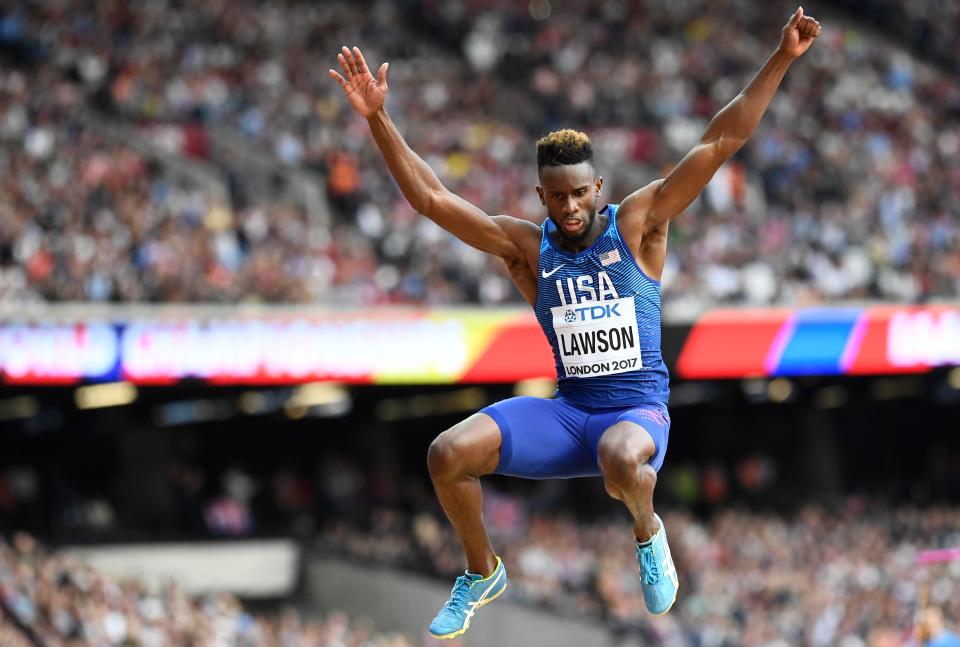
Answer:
[{"left": 537, "top": 162, "right": 604, "bottom": 242}]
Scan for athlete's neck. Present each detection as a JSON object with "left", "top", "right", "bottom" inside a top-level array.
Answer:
[{"left": 551, "top": 212, "right": 608, "bottom": 253}]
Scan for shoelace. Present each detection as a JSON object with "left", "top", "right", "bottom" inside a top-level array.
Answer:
[
  {"left": 443, "top": 575, "right": 474, "bottom": 613},
  {"left": 640, "top": 547, "right": 660, "bottom": 586}
]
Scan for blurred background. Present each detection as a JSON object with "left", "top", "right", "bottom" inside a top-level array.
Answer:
[{"left": 1, "top": 0, "right": 960, "bottom": 645}]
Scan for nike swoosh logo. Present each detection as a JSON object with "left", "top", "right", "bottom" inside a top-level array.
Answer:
[{"left": 541, "top": 265, "right": 566, "bottom": 278}]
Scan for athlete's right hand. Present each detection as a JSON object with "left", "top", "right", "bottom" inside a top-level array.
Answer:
[{"left": 329, "top": 46, "right": 388, "bottom": 118}]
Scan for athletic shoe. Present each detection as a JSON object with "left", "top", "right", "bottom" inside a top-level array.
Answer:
[
  {"left": 636, "top": 513, "right": 679, "bottom": 615},
  {"left": 428, "top": 557, "right": 508, "bottom": 639}
]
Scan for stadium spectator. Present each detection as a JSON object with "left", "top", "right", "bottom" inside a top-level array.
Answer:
[{"left": 912, "top": 607, "right": 960, "bottom": 647}]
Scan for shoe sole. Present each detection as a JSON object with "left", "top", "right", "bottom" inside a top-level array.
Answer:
[{"left": 429, "top": 582, "right": 507, "bottom": 640}]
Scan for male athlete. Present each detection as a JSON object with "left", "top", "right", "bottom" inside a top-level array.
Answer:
[{"left": 330, "top": 7, "right": 820, "bottom": 639}]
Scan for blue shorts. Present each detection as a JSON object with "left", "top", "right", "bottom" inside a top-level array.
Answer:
[{"left": 481, "top": 396, "right": 670, "bottom": 480}]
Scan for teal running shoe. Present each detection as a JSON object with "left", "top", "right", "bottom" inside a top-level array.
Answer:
[
  {"left": 636, "top": 513, "right": 679, "bottom": 615},
  {"left": 429, "top": 557, "right": 508, "bottom": 639}
]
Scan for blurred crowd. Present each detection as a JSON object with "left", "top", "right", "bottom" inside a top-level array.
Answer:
[
  {"left": 0, "top": 532, "right": 423, "bottom": 647},
  {"left": 0, "top": 0, "right": 958, "bottom": 308},
  {"left": 3, "top": 506, "right": 960, "bottom": 647},
  {"left": 323, "top": 497, "right": 960, "bottom": 647},
  {"left": 0, "top": 62, "right": 370, "bottom": 304},
  {"left": 0, "top": 447, "right": 788, "bottom": 544},
  {"left": 7, "top": 444, "right": 960, "bottom": 647},
  {"left": 828, "top": 0, "right": 960, "bottom": 72},
  {"left": 4, "top": 435, "right": 960, "bottom": 646}
]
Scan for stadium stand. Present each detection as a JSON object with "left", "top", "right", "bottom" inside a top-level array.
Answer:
[
  {"left": 2, "top": 1, "right": 960, "bottom": 645},
  {"left": 321, "top": 480, "right": 960, "bottom": 645},
  {"left": 0, "top": 531, "right": 422, "bottom": 647},
  {"left": 9, "top": 441, "right": 959, "bottom": 645},
  {"left": 1, "top": 0, "right": 959, "bottom": 308}
]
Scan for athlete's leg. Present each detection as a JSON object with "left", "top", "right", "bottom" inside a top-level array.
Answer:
[
  {"left": 427, "top": 412, "right": 501, "bottom": 577},
  {"left": 590, "top": 404, "right": 670, "bottom": 540},
  {"left": 596, "top": 421, "right": 659, "bottom": 542},
  {"left": 427, "top": 398, "right": 594, "bottom": 639},
  {"left": 428, "top": 394, "right": 599, "bottom": 575},
  {"left": 589, "top": 404, "right": 676, "bottom": 615}
]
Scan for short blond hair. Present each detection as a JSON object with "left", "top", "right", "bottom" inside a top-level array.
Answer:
[{"left": 536, "top": 129, "right": 593, "bottom": 169}]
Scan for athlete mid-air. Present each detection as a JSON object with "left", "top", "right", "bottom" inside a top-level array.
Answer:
[{"left": 330, "top": 7, "right": 821, "bottom": 639}]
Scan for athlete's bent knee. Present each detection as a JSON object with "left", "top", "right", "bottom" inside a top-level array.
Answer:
[
  {"left": 598, "top": 432, "right": 655, "bottom": 493},
  {"left": 427, "top": 414, "right": 501, "bottom": 482},
  {"left": 600, "top": 452, "right": 648, "bottom": 490},
  {"left": 427, "top": 434, "right": 465, "bottom": 482},
  {"left": 602, "top": 459, "right": 657, "bottom": 500}
]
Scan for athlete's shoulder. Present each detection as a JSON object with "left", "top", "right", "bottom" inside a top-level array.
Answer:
[
  {"left": 617, "top": 180, "right": 661, "bottom": 221},
  {"left": 614, "top": 180, "right": 664, "bottom": 243},
  {"left": 492, "top": 215, "right": 541, "bottom": 254}
]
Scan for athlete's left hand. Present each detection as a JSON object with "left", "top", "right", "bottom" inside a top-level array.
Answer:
[{"left": 778, "top": 6, "right": 822, "bottom": 59}]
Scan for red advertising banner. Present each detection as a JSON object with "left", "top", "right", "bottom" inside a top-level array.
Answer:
[{"left": 676, "top": 305, "right": 960, "bottom": 379}]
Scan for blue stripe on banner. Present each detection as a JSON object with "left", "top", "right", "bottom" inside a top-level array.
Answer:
[{"left": 773, "top": 308, "right": 864, "bottom": 376}]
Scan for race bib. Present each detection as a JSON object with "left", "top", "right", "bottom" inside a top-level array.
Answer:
[{"left": 552, "top": 296, "right": 643, "bottom": 378}]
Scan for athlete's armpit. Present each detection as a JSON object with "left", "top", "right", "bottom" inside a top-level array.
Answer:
[{"left": 613, "top": 181, "right": 660, "bottom": 242}]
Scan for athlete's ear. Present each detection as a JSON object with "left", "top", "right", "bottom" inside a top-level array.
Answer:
[
  {"left": 536, "top": 185, "right": 545, "bottom": 205},
  {"left": 594, "top": 176, "right": 603, "bottom": 196}
]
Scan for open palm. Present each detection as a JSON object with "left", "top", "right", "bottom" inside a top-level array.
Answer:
[{"left": 329, "top": 46, "right": 389, "bottom": 118}]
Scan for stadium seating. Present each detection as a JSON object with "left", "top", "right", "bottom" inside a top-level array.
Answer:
[
  {"left": 1, "top": 0, "right": 958, "bottom": 308},
  {"left": 323, "top": 495, "right": 960, "bottom": 646},
  {"left": 0, "top": 531, "right": 421, "bottom": 646}
]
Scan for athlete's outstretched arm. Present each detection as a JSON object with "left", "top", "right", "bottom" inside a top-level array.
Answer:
[
  {"left": 622, "top": 7, "right": 822, "bottom": 228},
  {"left": 328, "top": 47, "right": 534, "bottom": 260}
]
